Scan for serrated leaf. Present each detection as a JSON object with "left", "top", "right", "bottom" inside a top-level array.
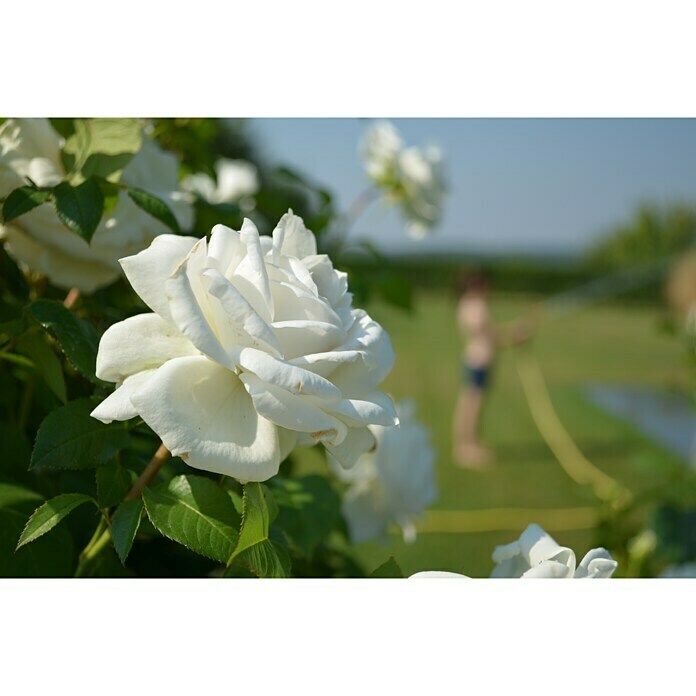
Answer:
[
  {"left": 16, "top": 493, "right": 95, "bottom": 549},
  {"left": 0, "top": 485, "right": 75, "bottom": 577},
  {"left": 230, "top": 482, "right": 271, "bottom": 562},
  {"left": 52, "top": 178, "right": 104, "bottom": 243},
  {"left": 2, "top": 186, "right": 51, "bottom": 223},
  {"left": 64, "top": 118, "right": 142, "bottom": 181},
  {"left": 270, "top": 475, "right": 342, "bottom": 557},
  {"left": 126, "top": 187, "right": 181, "bottom": 234},
  {"left": 16, "top": 332, "right": 67, "bottom": 403},
  {"left": 28, "top": 300, "right": 101, "bottom": 383},
  {"left": 111, "top": 498, "right": 144, "bottom": 564},
  {"left": 370, "top": 557, "right": 404, "bottom": 578},
  {"left": 30, "top": 397, "right": 130, "bottom": 471},
  {"left": 96, "top": 460, "right": 134, "bottom": 508},
  {"left": 142, "top": 475, "right": 240, "bottom": 563},
  {"left": 235, "top": 539, "right": 291, "bottom": 578}
]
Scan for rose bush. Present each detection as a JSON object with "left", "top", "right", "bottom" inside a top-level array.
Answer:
[
  {"left": 333, "top": 400, "right": 436, "bottom": 544},
  {"left": 91, "top": 211, "right": 398, "bottom": 482},
  {"left": 361, "top": 120, "right": 447, "bottom": 238},
  {"left": 0, "top": 118, "right": 193, "bottom": 292}
]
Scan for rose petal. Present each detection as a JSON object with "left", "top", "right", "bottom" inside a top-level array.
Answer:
[
  {"left": 202, "top": 267, "right": 282, "bottom": 358},
  {"left": 236, "top": 347, "right": 341, "bottom": 400},
  {"left": 120, "top": 234, "right": 198, "bottom": 322},
  {"left": 95, "top": 313, "right": 198, "bottom": 383},
  {"left": 271, "top": 210, "right": 317, "bottom": 261},
  {"left": 575, "top": 548, "right": 618, "bottom": 578},
  {"left": 325, "top": 426, "right": 375, "bottom": 470},
  {"left": 90, "top": 370, "right": 157, "bottom": 423},
  {"left": 239, "top": 372, "right": 347, "bottom": 443},
  {"left": 130, "top": 355, "right": 281, "bottom": 482},
  {"left": 522, "top": 560, "right": 574, "bottom": 578},
  {"left": 166, "top": 239, "right": 232, "bottom": 369},
  {"left": 327, "top": 391, "right": 399, "bottom": 427}
]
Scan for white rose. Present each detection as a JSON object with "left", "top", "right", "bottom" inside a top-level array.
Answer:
[
  {"left": 491, "top": 524, "right": 618, "bottom": 578},
  {"left": 360, "top": 121, "right": 447, "bottom": 239},
  {"left": 409, "top": 523, "right": 618, "bottom": 578},
  {"left": 360, "top": 121, "right": 403, "bottom": 183},
  {"left": 91, "top": 211, "right": 398, "bottom": 482},
  {"left": 396, "top": 145, "right": 446, "bottom": 239},
  {"left": 0, "top": 119, "right": 193, "bottom": 293},
  {"left": 333, "top": 400, "right": 436, "bottom": 544},
  {"left": 182, "top": 158, "right": 259, "bottom": 207}
]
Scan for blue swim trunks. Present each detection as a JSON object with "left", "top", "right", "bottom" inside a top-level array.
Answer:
[{"left": 462, "top": 364, "right": 489, "bottom": 389}]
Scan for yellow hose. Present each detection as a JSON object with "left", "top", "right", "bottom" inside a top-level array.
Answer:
[
  {"left": 516, "top": 351, "right": 633, "bottom": 510},
  {"left": 413, "top": 506, "right": 597, "bottom": 535}
]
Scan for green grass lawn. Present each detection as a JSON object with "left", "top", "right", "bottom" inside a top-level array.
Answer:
[{"left": 341, "top": 290, "right": 691, "bottom": 577}]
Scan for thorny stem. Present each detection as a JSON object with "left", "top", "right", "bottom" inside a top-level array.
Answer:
[
  {"left": 74, "top": 443, "right": 171, "bottom": 577},
  {"left": 63, "top": 287, "right": 80, "bottom": 309},
  {"left": 125, "top": 443, "right": 171, "bottom": 501}
]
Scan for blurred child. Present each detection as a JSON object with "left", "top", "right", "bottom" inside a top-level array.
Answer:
[{"left": 453, "top": 271, "right": 534, "bottom": 468}]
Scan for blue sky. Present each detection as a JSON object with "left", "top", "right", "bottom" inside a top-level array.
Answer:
[{"left": 250, "top": 119, "right": 696, "bottom": 257}]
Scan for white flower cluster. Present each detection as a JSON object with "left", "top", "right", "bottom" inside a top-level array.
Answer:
[
  {"left": 361, "top": 121, "right": 447, "bottom": 239},
  {"left": 412, "top": 524, "right": 618, "bottom": 578},
  {"left": 333, "top": 400, "right": 437, "bottom": 544},
  {"left": 91, "top": 211, "right": 398, "bottom": 482},
  {"left": 0, "top": 119, "right": 193, "bottom": 293},
  {"left": 182, "top": 158, "right": 259, "bottom": 210}
]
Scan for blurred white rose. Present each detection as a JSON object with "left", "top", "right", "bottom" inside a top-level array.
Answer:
[
  {"left": 360, "top": 121, "right": 403, "bottom": 183},
  {"left": 0, "top": 119, "right": 193, "bottom": 293},
  {"left": 491, "top": 524, "right": 617, "bottom": 578},
  {"left": 91, "top": 211, "right": 398, "bottom": 482},
  {"left": 333, "top": 400, "right": 436, "bottom": 544},
  {"left": 409, "top": 523, "right": 618, "bottom": 578},
  {"left": 182, "top": 158, "right": 259, "bottom": 208},
  {"left": 360, "top": 121, "right": 447, "bottom": 239},
  {"left": 396, "top": 145, "right": 446, "bottom": 239}
]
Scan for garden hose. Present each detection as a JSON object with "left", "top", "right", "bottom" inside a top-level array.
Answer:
[{"left": 515, "top": 349, "right": 633, "bottom": 510}]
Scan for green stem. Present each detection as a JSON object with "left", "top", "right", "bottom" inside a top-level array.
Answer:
[
  {"left": 81, "top": 516, "right": 108, "bottom": 557},
  {"left": 74, "top": 443, "right": 171, "bottom": 575},
  {"left": 75, "top": 527, "right": 112, "bottom": 578}
]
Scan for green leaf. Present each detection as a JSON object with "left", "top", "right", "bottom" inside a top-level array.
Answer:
[
  {"left": 235, "top": 539, "right": 291, "bottom": 578},
  {"left": 30, "top": 397, "right": 130, "bottom": 471},
  {"left": 96, "top": 460, "right": 134, "bottom": 508},
  {"left": 111, "top": 498, "right": 144, "bottom": 564},
  {"left": 52, "top": 178, "right": 104, "bottom": 243},
  {"left": 270, "top": 475, "right": 342, "bottom": 557},
  {"left": 16, "top": 332, "right": 67, "bottom": 403},
  {"left": 0, "top": 484, "right": 75, "bottom": 577},
  {"left": 2, "top": 187, "right": 51, "bottom": 223},
  {"left": 142, "top": 475, "right": 240, "bottom": 563},
  {"left": 230, "top": 482, "right": 272, "bottom": 561},
  {"left": 63, "top": 118, "right": 142, "bottom": 181},
  {"left": 16, "top": 493, "right": 95, "bottom": 549},
  {"left": 126, "top": 187, "right": 181, "bottom": 234},
  {"left": 370, "top": 557, "right": 404, "bottom": 578},
  {"left": 28, "top": 300, "right": 101, "bottom": 383}
]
